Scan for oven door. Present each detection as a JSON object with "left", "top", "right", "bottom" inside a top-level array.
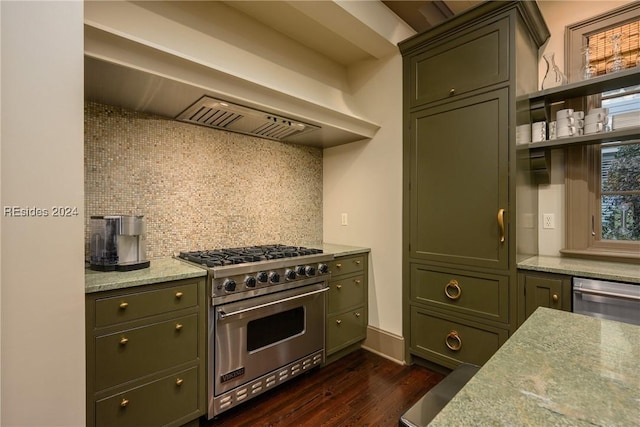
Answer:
[{"left": 212, "top": 282, "right": 327, "bottom": 396}]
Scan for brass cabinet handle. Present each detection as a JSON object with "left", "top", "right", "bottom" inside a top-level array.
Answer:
[
  {"left": 336, "top": 284, "right": 342, "bottom": 290},
  {"left": 444, "top": 280, "right": 461, "bottom": 300},
  {"left": 119, "top": 302, "right": 129, "bottom": 309},
  {"left": 175, "top": 323, "right": 183, "bottom": 331},
  {"left": 336, "top": 319, "right": 342, "bottom": 325},
  {"left": 176, "top": 378, "right": 184, "bottom": 386},
  {"left": 175, "top": 292, "right": 184, "bottom": 299},
  {"left": 336, "top": 263, "right": 342, "bottom": 269},
  {"left": 354, "top": 279, "right": 361, "bottom": 285},
  {"left": 355, "top": 260, "right": 361, "bottom": 265},
  {"left": 552, "top": 294, "right": 559, "bottom": 302},
  {"left": 355, "top": 312, "right": 361, "bottom": 318},
  {"left": 445, "top": 330, "right": 462, "bottom": 351},
  {"left": 120, "top": 398, "right": 129, "bottom": 407},
  {"left": 119, "top": 337, "right": 129, "bottom": 345},
  {"left": 498, "top": 208, "right": 505, "bottom": 243},
  {"left": 449, "top": 88, "right": 455, "bottom": 96}
]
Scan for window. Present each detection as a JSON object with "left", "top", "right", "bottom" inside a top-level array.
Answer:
[{"left": 564, "top": 5, "right": 640, "bottom": 262}]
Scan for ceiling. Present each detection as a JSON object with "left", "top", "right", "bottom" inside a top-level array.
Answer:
[{"left": 383, "top": 1, "right": 480, "bottom": 33}]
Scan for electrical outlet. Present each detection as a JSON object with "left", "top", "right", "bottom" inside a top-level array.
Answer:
[
  {"left": 543, "top": 213, "right": 555, "bottom": 229},
  {"left": 341, "top": 213, "right": 348, "bottom": 226}
]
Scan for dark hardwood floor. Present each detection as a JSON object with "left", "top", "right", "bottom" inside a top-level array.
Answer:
[{"left": 202, "top": 349, "right": 445, "bottom": 427}]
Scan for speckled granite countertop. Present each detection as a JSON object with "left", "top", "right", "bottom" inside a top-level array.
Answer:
[
  {"left": 518, "top": 255, "right": 640, "bottom": 284},
  {"left": 430, "top": 307, "right": 640, "bottom": 426},
  {"left": 85, "top": 244, "right": 369, "bottom": 294},
  {"left": 85, "top": 257, "right": 206, "bottom": 293}
]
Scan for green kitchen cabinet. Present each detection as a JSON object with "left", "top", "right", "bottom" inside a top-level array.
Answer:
[
  {"left": 517, "top": 271, "right": 572, "bottom": 326},
  {"left": 326, "top": 253, "right": 369, "bottom": 363},
  {"left": 86, "top": 278, "right": 207, "bottom": 427},
  {"left": 400, "top": 2, "right": 549, "bottom": 369}
]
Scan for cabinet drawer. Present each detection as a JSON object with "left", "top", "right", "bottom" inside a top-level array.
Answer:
[
  {"left": 95, "top": 282, "right": 198, "bottom": 327},
  {"left": 95, "top": 366, "right": 198, "bottom": 427},
  {"left": 409, "top": 18, "right": 508, "bottom": 107},
  {"left": 411, "top": 265, "right": 509, "bottom": 323},
  {"left": 410, "top": 306, "right": 507, "bottom": 368},
  {"left": 327, "top": 309, "right": 366, "bottom": 354},
  {"left": 328, "top": 274, "right": 365, "bottom": 314},
  {"left": 94, "top": 314, "right": 198, "bottom": 390},
  {"left": 329, "top": 255, "right": 365, "bottom": 277}
]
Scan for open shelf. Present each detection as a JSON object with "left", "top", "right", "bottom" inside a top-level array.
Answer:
[{"left": 517, "top": 127, "right": 640, "bottom": 151}]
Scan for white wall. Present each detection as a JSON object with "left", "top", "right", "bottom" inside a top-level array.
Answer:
[
  {"left": 535, "top": 1, "right": 631, "bottom": 255},
  {"left": 1, "top": 2, "right": 86, "bottom": 426},
  {"left": 323, "top": 53, "right": 405, "bottom": 336}
]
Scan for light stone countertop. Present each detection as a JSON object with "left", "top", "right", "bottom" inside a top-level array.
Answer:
[
  {"left": 518, "top": 255, "right": 640, "bottom": 284},
  {"left": 429, "top": 307, "right": 640, "bottom": 426},
  {"left": 85, "top": 257, "right": 206, "bottom": 293},
  {"left": 85, "top": 243, "right": 369, "bottom": 294}
]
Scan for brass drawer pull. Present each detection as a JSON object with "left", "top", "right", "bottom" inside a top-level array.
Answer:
[
  {"left": 336, "top": 284, "right": 342, "bottom": 290},
  {"left": 120, "top": 398, "right": 129, "bottom": 407},
  {"left": 175, "top": 323, "right": 183, "bottom": 331},
  {"left": 176, "top": 378, "right": 184, "bottom": 386},
  {"left": 444, "top": 280, "right": 461, "bottom": 300},
  {"left": 336, "top": 319, "right": 342, "bottom": 325},
  {"left": 119, "top": 302, "right": 129, "bottom": 309},
  {"left": 445, "top": 330, "right": 462, "bottom": 351},
  {"left": 354, "top": 260, "right": 361, "bottom": 265},
  {"left": 119, "top": 337, "right": 129, "bottom": 345},
  {"left": 175, "top": 292, "right": 184, "bottom": 299},
  {"left": 552, "top": 294, "right": 559, "bottom": 302},
  {"left": 336, "top": 263, "right": 342, "bottom": 269},
  {"left": 449, "top": 88, "right": 455, "bottom": 96},
  {"left": 354, "top": 279, "right": 361, "bottom": 285},
  {"left": 354, "top": 312, "right": 361, "bottom": 318}
]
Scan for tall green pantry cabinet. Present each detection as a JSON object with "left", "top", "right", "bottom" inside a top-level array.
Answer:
[{"left": 400, "top": 2, "right": 549, "bottom": 369}]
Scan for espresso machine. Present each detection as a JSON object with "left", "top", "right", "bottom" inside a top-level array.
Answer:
[{"left": 89, "top": 215, "right": 150, "bottom": 271}]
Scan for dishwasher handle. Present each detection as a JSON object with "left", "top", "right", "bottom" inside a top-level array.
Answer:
[{"left": 573, "top": 287, "right": 640, "bottom": 302}]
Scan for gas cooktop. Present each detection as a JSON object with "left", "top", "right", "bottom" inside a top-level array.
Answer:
[{"left": 178, "top": 244, "right": 324, "bottom": 268}]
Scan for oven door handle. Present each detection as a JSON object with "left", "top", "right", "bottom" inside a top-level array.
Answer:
[
  {"left": 573, "top": 287, "right": 640, "bottom": 302},
  {"left": 217, "top": 287, "right": 329, "bottom": 319}
]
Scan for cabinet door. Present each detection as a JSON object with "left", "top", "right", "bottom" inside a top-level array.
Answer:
[
  {"left": 520, "top": 273, "right": 571, "bottom": 322},
  {"left": 410, "top": 89, "right": 509, "bottom": 269}
]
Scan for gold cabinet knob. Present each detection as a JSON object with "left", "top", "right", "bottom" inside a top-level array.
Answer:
[
  {"left": 355, "top": 312, "right": 361, "bottom": 318},
  {"left": 175, "top": 292, "right": 183, "bottom": 299},
  {"left": 120, "top": 398, "right": 129, "bottom": 407},
  {"left": 449, "top": 88, "right": 456, "bottom": 96},
  {"left": 336, "top": 319, "right": 342, "bottom": 325},
  {"left": 119, "top": 337, "right": 129, "bottom": 345},
  {"left": 175, "top": 323, "right": 183, "bottom": 331},
  {"left": 336, "top": 284, "right": 342, "bottom": 290},
  {"left": 552, "top": 294, "right": 559, "bottom": 302},
  {"left": 445, "top": 330, "right": 462, "bottom": 351},
  {"left": 336, "top": 263, "right": 342, "bottom": 269},
  {"left": 355, "top": 260, "right": 361, "bottom": 265},
  {"left": 354, "top": 279, "right": 361, "bottom": 285},
  {"left": 444, "top": 280, "right": 461, "bottom": 300},
  {"left": 175, "top": 378, "right": 184, "bottom": 386},
  {"left": 119, "top": 302, "right": 129, "bottom": 309}
]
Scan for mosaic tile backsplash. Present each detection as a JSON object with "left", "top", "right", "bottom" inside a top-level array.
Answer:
[{"left": 85, "top": 102, "right": 323, "bottom": 259}]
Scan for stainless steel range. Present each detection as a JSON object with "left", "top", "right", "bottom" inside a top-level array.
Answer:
[{"left": 177, "top": 244, "right": 333, "bottom": 418}]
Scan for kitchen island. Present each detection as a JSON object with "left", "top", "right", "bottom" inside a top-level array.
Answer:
[{"left": 429, "top": 307, "right": 640, "bottom": 426}]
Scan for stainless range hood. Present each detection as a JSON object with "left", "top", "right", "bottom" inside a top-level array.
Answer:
[{"left": 176, "top": 96, "right": 319, "bottom": 142}]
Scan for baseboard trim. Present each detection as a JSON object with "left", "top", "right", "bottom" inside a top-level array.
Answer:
[{"left": 361, "top": 325, "right": 405, "bottom": 365}]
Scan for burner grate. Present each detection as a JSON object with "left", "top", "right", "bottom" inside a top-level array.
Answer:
[{"left": 179, "top": 245, "right": 323, "bottom": 267}]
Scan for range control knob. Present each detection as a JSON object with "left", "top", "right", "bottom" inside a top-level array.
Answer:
[
  {"left": 295, "top": 265, "right": 306, "bottom": 276},
  {"left": 285, "top": 269, "right": 297, "bottom": 281},
  {"left": 256, "top": 271, "right": 268, "bottom": 283},
  {"left": 305, "top": 265, "right": 316, "bottom": 276},
  {"left": 244, "top": 276, "right": 257, "bottom": 288},
  {"left": 318, "top": 263, "right": 329, "bottom": 274},
  {"left": 223, "top": 279, "right": 236, "bottom": 292},
  {"left": 269, "top": 272, "right": 280, "bottom": 284}
]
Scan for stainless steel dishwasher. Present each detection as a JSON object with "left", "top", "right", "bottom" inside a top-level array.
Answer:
[{"left": 573, "top": 277, "right": 640, "bottom": 326}]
